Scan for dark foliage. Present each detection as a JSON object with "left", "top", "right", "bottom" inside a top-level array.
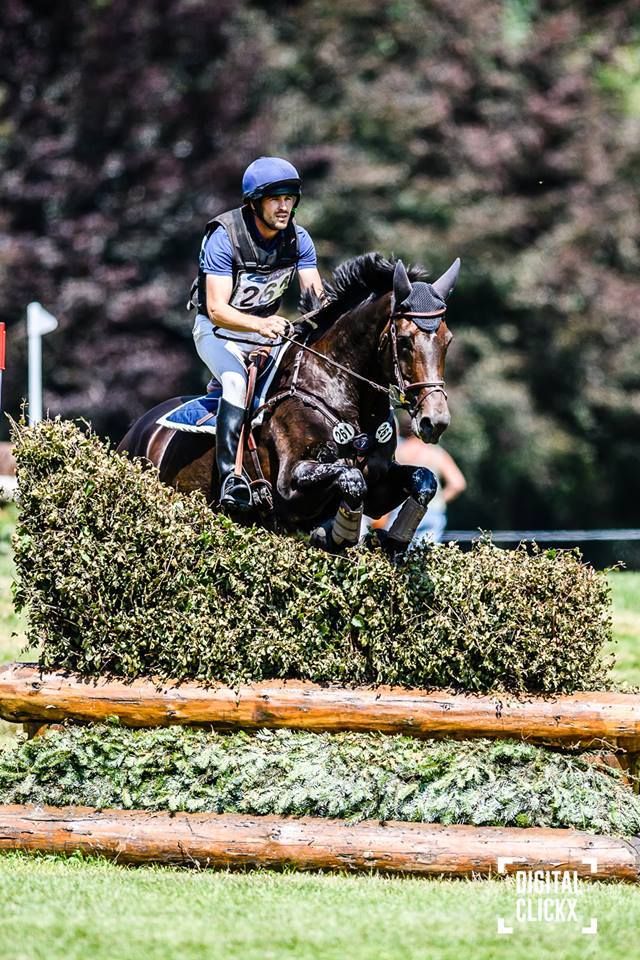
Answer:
[
  {"left": 0, "top": 0, "right": 268, "bottom": 435},
  {"left": 1, "top": 1, "right": 639, "bottom": 527}
]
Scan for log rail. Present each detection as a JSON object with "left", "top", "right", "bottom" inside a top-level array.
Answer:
[
  {"left": 1, "top": 663, "right": 640, "bottom": 751},
  {"left": 1, "top": 804, "right": 639, "bottom": 880}
]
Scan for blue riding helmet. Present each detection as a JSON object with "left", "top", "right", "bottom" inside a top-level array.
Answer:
[{"left": 242, "top": 157, "right": 302, "bottom": 204}]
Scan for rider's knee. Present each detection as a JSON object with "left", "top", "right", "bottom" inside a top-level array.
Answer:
[{"left": 221, "top": 372, "right": 248, "bottom": 408}]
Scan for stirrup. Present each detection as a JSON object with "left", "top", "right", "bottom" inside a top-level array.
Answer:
[{"left": 219, "top": 473, "right": 253, "bottom": 513}]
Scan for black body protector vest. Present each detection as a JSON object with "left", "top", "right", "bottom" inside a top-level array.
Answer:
[{"left": 193, "top": 206, "right": 299, "bottom": 319}]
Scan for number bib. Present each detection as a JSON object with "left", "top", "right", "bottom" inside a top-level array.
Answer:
[{"left": 230, "top": 266, "right": 296, "bottom": 311}]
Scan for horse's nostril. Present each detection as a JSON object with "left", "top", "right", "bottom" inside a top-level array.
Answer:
[{"left": 419, "top": 417, "right": 434, "bottom": 440}]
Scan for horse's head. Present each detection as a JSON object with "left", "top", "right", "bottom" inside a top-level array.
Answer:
[{"left": 381, "top": 258, "right": 460, "bottom": 444}]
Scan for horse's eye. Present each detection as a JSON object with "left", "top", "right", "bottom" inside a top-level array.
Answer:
[{"left": 397, "top": 336, "right": 412, "bottom": 350}]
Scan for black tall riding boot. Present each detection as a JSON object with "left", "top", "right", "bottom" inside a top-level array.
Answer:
[{"left": 215, "top": 399, "right": 252, "bottom": 513}]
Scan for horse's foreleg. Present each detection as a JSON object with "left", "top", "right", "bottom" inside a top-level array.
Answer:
[
  {"left": 281, "top": 460, "right": 367, "bottom": 550},
  {"left": 367, "top": 463, "right": 438, "bottom": 551}
]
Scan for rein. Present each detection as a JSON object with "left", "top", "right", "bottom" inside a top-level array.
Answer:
[
  {"left": 277, "top": 328, "right": 390, "bottom": 395},
  {"left": 279, "top": 306, "right": 448, "bottom": 412},
  {"left": 214, "top": 302, "right": 448, "bottom": 412},
  {"left": 240, "top": 302, "right": 448, "bottom": 510}
]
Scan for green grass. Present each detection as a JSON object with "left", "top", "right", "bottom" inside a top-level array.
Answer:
[
  {"left": 0, "top": 853, "right": 639, "bottom": 960},
  {"left": 608, "top": 571, "right": 640, "bottom": 687}
]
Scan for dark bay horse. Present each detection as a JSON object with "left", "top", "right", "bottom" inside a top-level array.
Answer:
[{"left": 118, "top": 253, "right": 460, "bottom": 551}]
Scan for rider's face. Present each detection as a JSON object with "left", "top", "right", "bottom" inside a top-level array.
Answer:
[{"left": 258, "top": 194, "right": 296, "bottom": 230}]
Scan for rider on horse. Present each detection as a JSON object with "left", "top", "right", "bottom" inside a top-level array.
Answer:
[{"left": 191, "top": 156, "right": 325, "bottom": 513}]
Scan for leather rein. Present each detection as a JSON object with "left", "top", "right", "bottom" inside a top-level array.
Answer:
[{"left": 273, "top": 304, "right": 448, "bottom": 414}]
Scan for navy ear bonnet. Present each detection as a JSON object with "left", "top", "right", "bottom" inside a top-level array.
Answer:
[{"left": 395, "top": 282, "right": 446, "bottom": 332}]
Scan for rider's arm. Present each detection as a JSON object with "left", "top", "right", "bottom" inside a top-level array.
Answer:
[
  {"left": 298, "top": 267, "right": 326, "bottom": 302},
  {"left": 206, "top": 275, "right": 287, "bottom": 340},
  {"left": 296, "top": 226, "right": 325, "bottom": 304}
]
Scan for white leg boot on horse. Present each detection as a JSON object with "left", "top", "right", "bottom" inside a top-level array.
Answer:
[
  {"left": 308, "top": 465, "right": 367, "bottom": 552},
  {"left": 379, "top": 467, "right": 438, "bottom": 555}
]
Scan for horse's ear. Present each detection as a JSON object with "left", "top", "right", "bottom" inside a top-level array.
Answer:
[
  {"left": 393, "top": 259, "right": 413, "bottom": 305},
  {"left": 431, "top": 258, "right": 461, "bottom": 301}
]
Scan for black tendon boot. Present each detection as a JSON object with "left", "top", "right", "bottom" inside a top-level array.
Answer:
[{"left": 215, "top": 399, "right": 253, "bottom": 513}]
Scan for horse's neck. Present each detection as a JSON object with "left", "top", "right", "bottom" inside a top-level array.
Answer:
[{"left": 315, "top": 294, "right": 391, "bottom": 417}]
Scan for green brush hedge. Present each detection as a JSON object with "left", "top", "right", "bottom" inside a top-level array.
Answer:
[
  {"left": 0, "top": 724, "right": 637, "bottom": 835},
  {"left": 11, "top": 418, "right": 612, "bottom": 693}
]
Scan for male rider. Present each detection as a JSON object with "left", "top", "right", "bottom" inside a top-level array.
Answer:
[{"left": 192, "top": 156, "right": 324, "bottom": 513}]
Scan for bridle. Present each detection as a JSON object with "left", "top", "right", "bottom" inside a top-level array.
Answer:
[
  {"left": 271, "top": 304, "right": 448, "bottom": 417},
  {"left": 237, "top": 300, "right": 450, "bottom": 504},
  {"left": 216, "top": 300, "right": 449, "bottom": 419},
  {"left": 379, "top": 307, "right": 449, "bottom": 413}
]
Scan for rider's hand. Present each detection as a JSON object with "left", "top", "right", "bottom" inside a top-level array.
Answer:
[{"left": 257, "top": 316, "right": 289, "bottom": 340}]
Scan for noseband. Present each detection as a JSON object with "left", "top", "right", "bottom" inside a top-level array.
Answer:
[{"left": 380, "top": 307, "right": 448, "bottom": 414}]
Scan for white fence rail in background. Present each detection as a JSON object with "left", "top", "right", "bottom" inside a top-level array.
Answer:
[{"left": 447, "top": 529, "right": 640, "bottom": 543}]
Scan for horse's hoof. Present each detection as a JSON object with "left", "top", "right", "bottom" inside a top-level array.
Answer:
[
  {"left": 309, "top": 522, "right": 341, "bottom": 553},
  {"left": 374, "top": 529, "right": 408, "bottom": 559},
  {"left": 310, "top": 524, "right": 330, "bottom": 550}
]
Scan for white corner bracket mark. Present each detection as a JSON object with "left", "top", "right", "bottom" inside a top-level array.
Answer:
[
  {"left": 496, "top": 857, "right": 524, "bottom": 935},
  {"left": 581, "top": 857, "right": 598, "bottom": 935},
  {"left": 27, "top": 301, "right": 59, "bottom": 425}
]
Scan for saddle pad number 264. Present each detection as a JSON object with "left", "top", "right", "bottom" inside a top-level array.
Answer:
[{"left": 231, "top": 266, "right": 295, "bottom": 311}]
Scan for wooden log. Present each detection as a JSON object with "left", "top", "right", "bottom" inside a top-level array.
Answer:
[
  {"left": 1, "top": 804, "right": 638, "bottom": 880},
  {"left": 1, "top": 662, "right": 640, "bottom": 751}
]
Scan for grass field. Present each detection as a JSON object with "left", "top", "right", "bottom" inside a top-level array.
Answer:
[
  {"left": 608, "top": 571, "right": 640, "bottom": 687},
  {"left": 1, "top": 854, "right": 640, "bottom": 960},
  {"left": 0, "top": 506, "right": 639, "bottom": 959}
]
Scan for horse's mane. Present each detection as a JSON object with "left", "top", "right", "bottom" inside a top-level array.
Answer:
[{"left": 299, "top": 252, "right": 429, "bottom": 339}]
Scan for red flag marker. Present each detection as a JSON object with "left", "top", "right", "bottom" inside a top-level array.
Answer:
[{"left": 0, "top": 322, "right": 5, "bottom": 411}]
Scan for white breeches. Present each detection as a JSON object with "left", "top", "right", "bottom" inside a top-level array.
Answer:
[{"left": 193, "top": 314, "right": 259, "bottom": 407}]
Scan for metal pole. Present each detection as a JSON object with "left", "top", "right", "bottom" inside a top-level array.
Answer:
[{"left": 26, "top": 302, "right": 58, "bottom": 425}]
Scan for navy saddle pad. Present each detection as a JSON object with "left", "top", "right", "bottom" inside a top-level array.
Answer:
[
  {"left": 156, "top": 387, "right": 223, "bottom": 435},
  {"left": 156, "top": 353, "right": 278, "bottom": 434}
]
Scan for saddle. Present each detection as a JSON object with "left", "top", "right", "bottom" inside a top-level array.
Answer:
[
  {"left": 156, "top": 348, "right": 282, "bottom": 435},
  {"left": 156, "top": 346, "right": 285, "bottom": 513}
]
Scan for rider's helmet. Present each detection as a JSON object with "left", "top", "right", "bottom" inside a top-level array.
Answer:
[{"left": 242, "top": 157, "right": 302, "bottom": 208}]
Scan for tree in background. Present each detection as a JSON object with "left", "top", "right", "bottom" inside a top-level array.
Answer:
[
  {"left": 253, "top": 0, "right": 640, "bottom": 527},
  {"left": 0, "top": 0, "right": 267, "bottom": 434},
  {"left": 1, "top": 0, "right": 638, "bottom": 527}
]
